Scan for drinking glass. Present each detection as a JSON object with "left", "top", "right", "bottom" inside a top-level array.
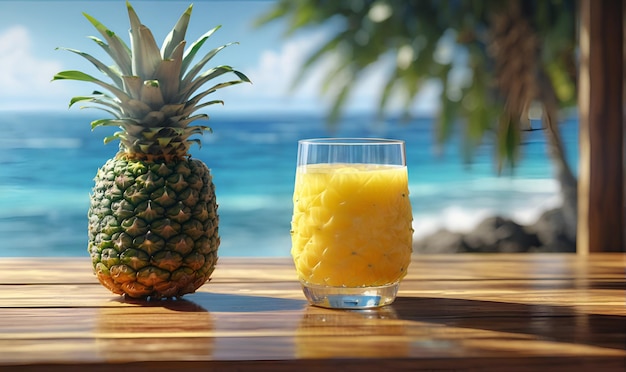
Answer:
[{"left": 290, "top": 138, "right": 413, "bottom": 309}]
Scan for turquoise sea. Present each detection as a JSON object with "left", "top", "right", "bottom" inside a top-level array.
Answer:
[{"left": 0, "top": 111, "right": 578, "bottom": 257}]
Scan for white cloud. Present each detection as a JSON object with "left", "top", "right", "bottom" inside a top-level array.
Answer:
[
  {"left": 0, "top": 24, "right": 438, "bottom": 115},
  {"left": 218, "top": 30, "right": 438, "bottom": 115},
  {"left": 0, "top": 26, "right": 67, "bottom": 110},
  {"left": 217, "top": 30, "right": 331, "bottom": 113}
]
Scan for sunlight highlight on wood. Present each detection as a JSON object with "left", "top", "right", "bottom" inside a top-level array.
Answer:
[{"left": 0, "top": 254, "right": 625, "bottom": 371}]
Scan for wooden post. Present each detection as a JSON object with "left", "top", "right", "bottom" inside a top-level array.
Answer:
[{"left": 577, "top": 0, "right": 625, "bottom": 253}]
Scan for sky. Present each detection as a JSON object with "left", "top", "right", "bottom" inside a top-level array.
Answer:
[{"left": 0, "top": 0, "right": 438, "bottom": 115}]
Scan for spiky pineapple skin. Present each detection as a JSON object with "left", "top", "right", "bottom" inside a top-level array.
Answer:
[{"left": 88, "top": 155, "right": 219, "bottom": 299}]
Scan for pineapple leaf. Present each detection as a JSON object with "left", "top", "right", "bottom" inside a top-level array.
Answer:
[
  {"left": 125, "top": 99, "right": 152, "bottom": 118},
  {"left": 185, "top": 80, "right": 245, "bottom": 114},
  {"left": 55, "top": 1, "right": 250, "bottom": 159},
  {"left": 69, "top": 95, "right": 100, "bottom": 108},
  {"left": 179, "top": 114, "right": 209, "bottom": 128},
  {"left": 70, "top": 94, "right": 122, "bottom": 114},
  {"left": 53, "top": 70, "right": 100, "bottom": 83},
  {"left": 180, "top": 65, "right": 239, "bottom": 101},
  {"left": 185, "top": 89, "right": 222, "bottom": 109},
  {"left": 157, "top": 137, "right": 173, "bottom": 147},
  {"left": 141, "top": 111, "right": 165, "bottom": 127},
  {"left": 91, "top": 118, "right": 132, "bottom": 130},
  {"left": 80, "top": 105, "right": 122, "bottom": 119},
  {"left": 122, "top": 121, "right": 148, "bottom": 136},
  {"left": 169, "top": 127, "right": 185, "bottom": 136},
  {"left": 191, "top": 99, "right": 224, "bottom": 114},
  {"left": 103, "top": 135, "right": 118, "bottom": 144},
  {"left": 104, "top": 131, "right": 125, "bottom": 144},
  {"left": 156, "top": 41, "right": 185, "bottom": 102},
  {"left": 70, "top": 93, "right": 122, "bottom": 115},
  {"left": 82, "top": 13, "right": 132, "bottom": 76},
  {"left": 233, "top": 70, "right": 252, "bottom": 83},
  {"left": 182, "top": 25, "right": 221, "bottom": 75},
  {"left": 159, "top": 103, "right": 185, "bottom": 117},
  {"left": 127, "top": 2, "right": 162, "bottom": 79},
  {"left": 188, "top": 138, "right": 202, "bottom": 149},
  {"left": 53, "top": 70, "right": 131, "bottom": 103},
  {"left": 162, "top": 4, "right": 192, "bottom": 59},
  {"left": 140, "top": 80, "right": 165, "bottom": 109},
  {"left": 185, "top": 125, "right": 210, "bottom": 136},
  {"left": 122, "top": 75, "right": 142, "bottom": 100},
  {"left": 119, "top": 137, "right": 135, "bottom": 151},
  {"left": 85, "top": 36, "right": 130, "bottom": 78},
  {"left": 181, "top": 42, "right": 237, "bottom": 88},
  {"left": 56, "top": 47, "right": 123, "bottom": 89},
  {"left": 141, "top": 127, "right": 161, "bottom": 140}
]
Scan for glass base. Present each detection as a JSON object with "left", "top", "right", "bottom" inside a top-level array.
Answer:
[{"left": 301, "top": 282, "right": 399, "bottom": 309}]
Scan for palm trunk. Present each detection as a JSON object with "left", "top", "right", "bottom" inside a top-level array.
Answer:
[
  {"left": 537, "top": 67, "right": 578, "bottom": 242},
  {"left": 489, "top": 0, "right": 578, "bottom": 244}
]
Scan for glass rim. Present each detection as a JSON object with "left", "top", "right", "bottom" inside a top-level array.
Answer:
[{"left": 298, "top": 137, "right": 404, "bottom": 145}]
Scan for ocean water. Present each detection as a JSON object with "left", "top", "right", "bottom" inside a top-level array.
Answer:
[{"left": 0, "top": 111, "right": 578, "bottom": 257}]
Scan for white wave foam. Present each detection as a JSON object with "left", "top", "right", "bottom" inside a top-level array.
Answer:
[
  {"left": 412, "top": 192, "right": 562, "bottom": 240},
  {"left": 462, "top": 177, "right": 560, "bottom": 193}
]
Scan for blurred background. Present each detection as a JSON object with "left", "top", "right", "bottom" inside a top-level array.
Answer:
[{"left": 0, "top": 0, "right": 578, "bottom": 257}]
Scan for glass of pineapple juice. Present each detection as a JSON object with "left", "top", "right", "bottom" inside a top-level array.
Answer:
[{"left": 291, "top": 138, "right": 413, "bottom": 309}]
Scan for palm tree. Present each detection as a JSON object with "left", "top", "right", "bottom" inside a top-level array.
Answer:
[{"left": 257, "top": 0, "right": 578, "bottom": 244}]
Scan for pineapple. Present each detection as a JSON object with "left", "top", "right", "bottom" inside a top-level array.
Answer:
[{"left": 53, "top": 2, "right": 250, "bottom": 299}]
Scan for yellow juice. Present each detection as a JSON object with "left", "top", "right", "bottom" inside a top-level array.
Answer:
[{"left": 291, "top": 163, "right": 413, "bottom": 287}]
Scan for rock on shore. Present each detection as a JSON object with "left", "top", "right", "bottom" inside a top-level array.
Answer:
[{"left": 412, "top": 207, "right": 576, "bottom": 253}]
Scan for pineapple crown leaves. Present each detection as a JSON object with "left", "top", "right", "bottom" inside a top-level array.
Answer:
[{"left": 52, "top": 1, "right": 251, "bottom": 157}]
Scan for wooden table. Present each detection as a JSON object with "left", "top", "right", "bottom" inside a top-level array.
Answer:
[{"left": 1, "top": 254, "right": 625, "bottom": 371}]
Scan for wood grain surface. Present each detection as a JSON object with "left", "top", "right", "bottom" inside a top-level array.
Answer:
[{"left": 1, "top": 254, "right": 625, "bottom": 371}]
